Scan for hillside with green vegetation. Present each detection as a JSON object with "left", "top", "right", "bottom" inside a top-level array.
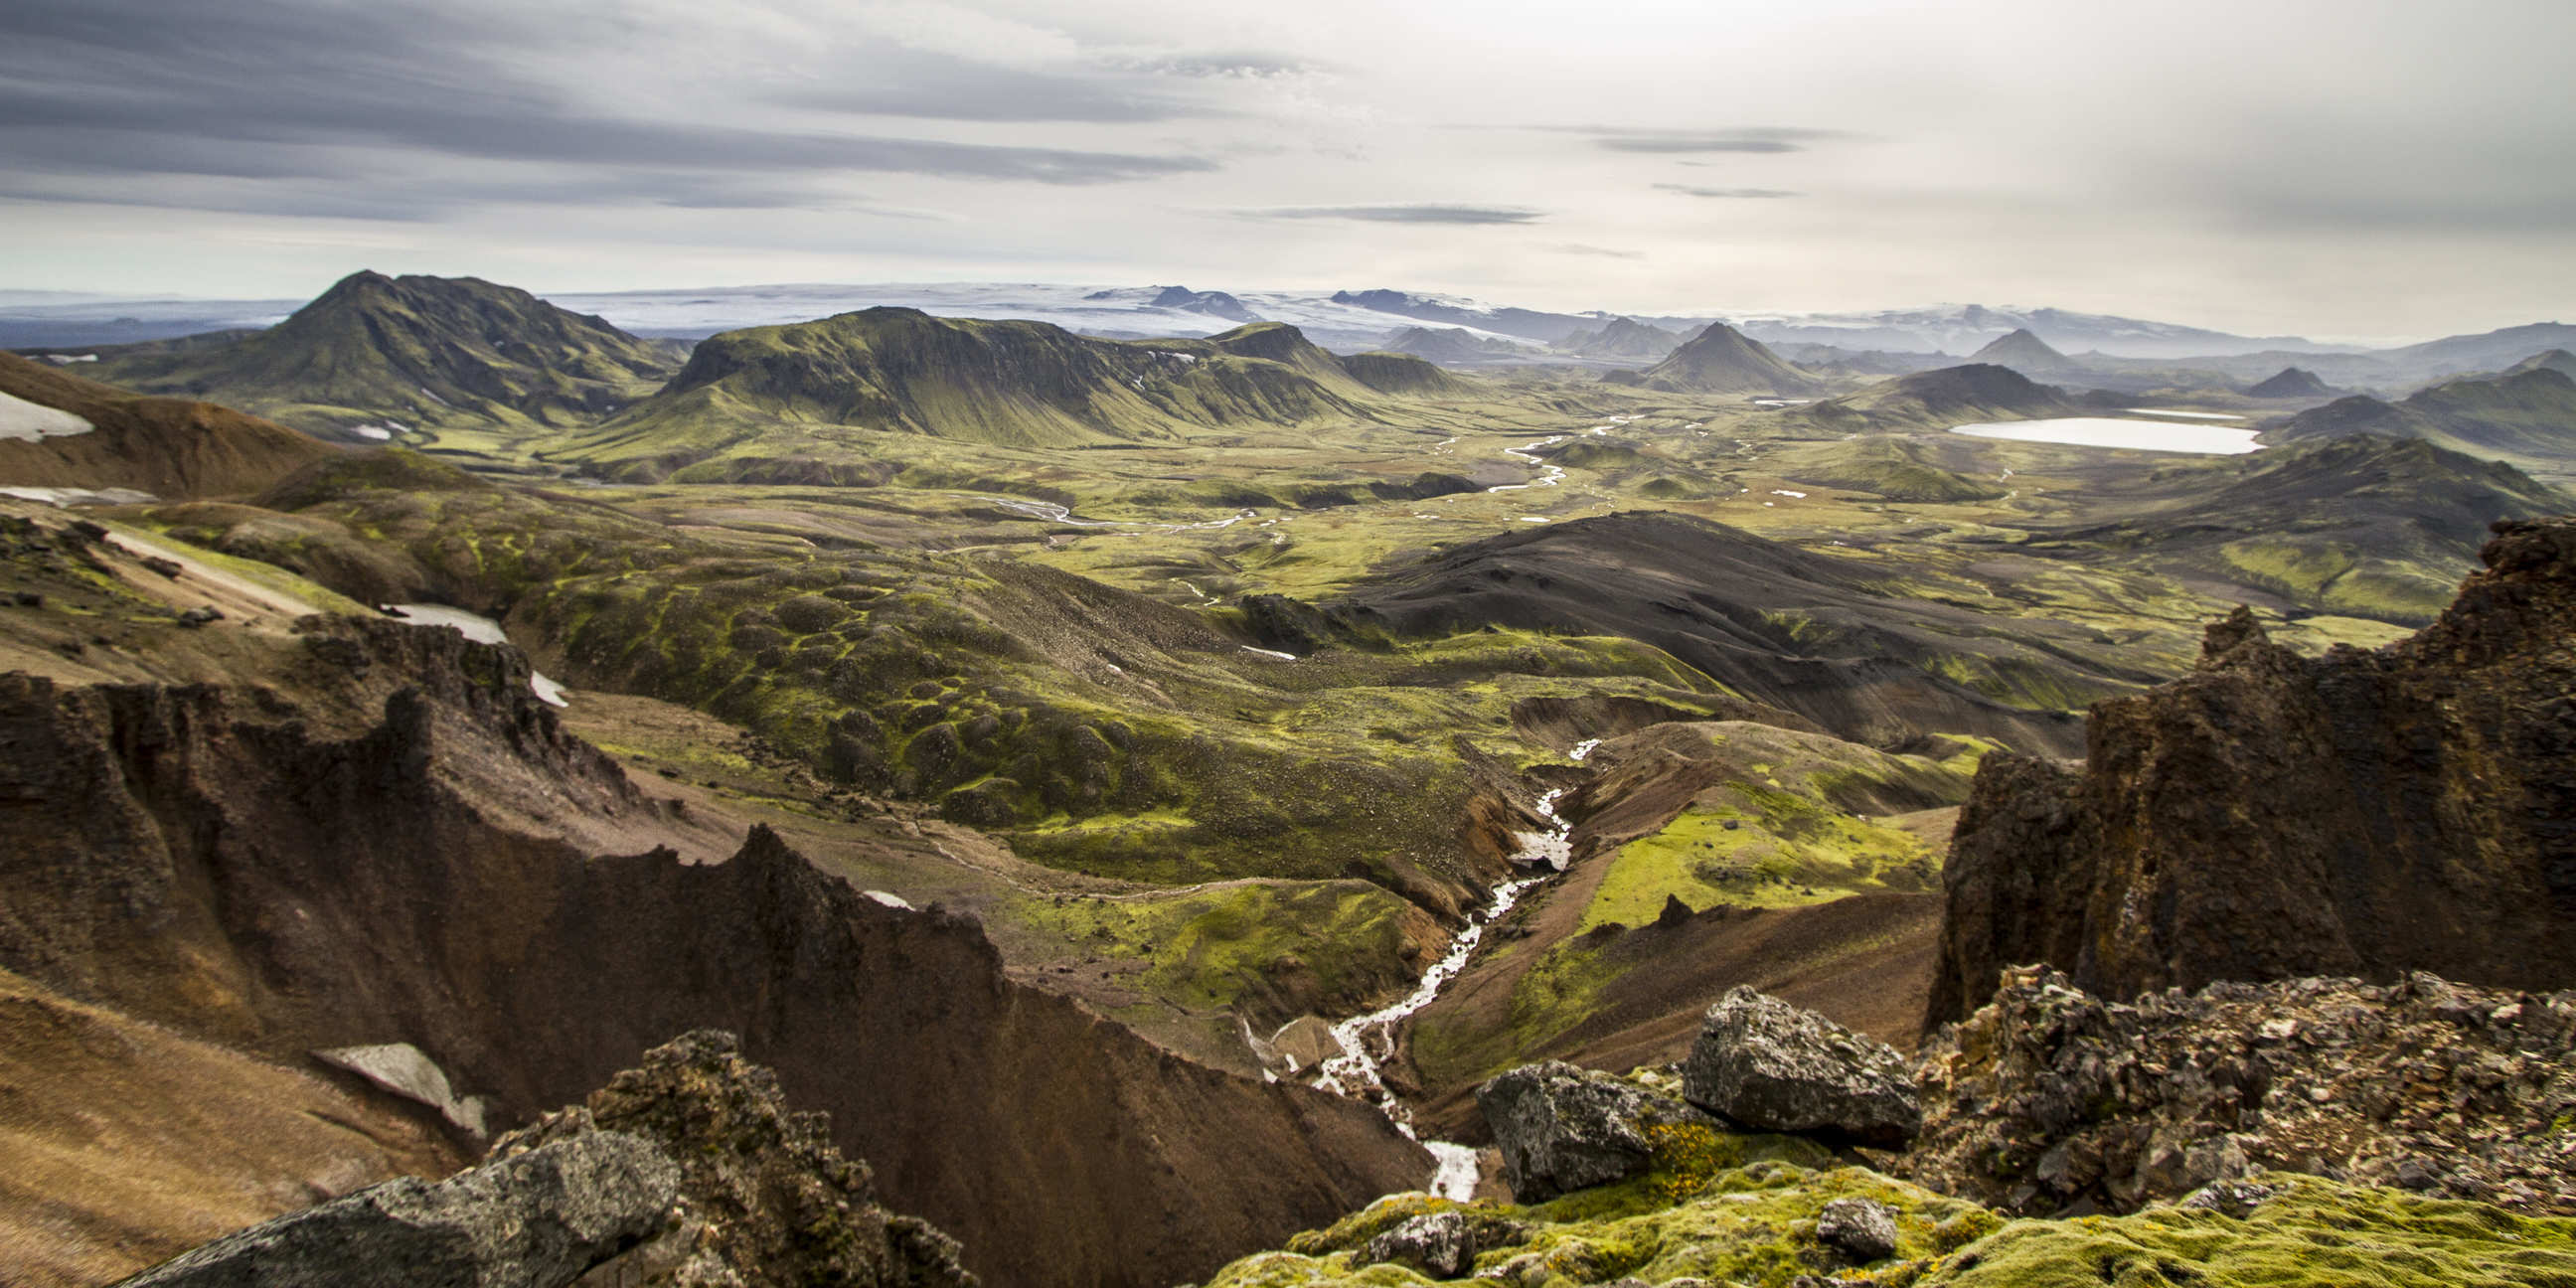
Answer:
[
  {"left": 2269, "top": 366, "right": 2576, "bottom": 479},
  {"left": 554, "top": 311, "right": 1460, "bottom": 481},
  {"left": 82, "top": 271, "right": 679, "bottom": 455}
]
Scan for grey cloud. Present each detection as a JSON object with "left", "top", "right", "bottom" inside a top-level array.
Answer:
[
  {"left": 1654, "top": 184, "right": 1802, "bottom": 199},
  {"left": 1551, "top": 243, "right": 1646, "bottom": 258},
  {"left": 1116, "top": 52, "right": 1321, "bottom": 79},
  {"left": 1529, "top": 125, "right": 1850, "bottom": 154},
  {"left": 0, "top": 0, "right": 1213, "bottom": 197},
  {"left": 771, "top": 52, "right": 1206, "bottom": 123},
  {"left": 1237, "top": 205, "right": 1543, "bottom": 225}
]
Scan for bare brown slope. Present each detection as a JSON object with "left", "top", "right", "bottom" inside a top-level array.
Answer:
[
  {"left": 0, "top": 352, "right": 337, "bottom": 497},
  {"left": 0, "top": 967, "right": 464, "bottom": 1288},
  {"left": 1929, "top": 516, "right": 2576, "bottom": 1029},
  {"left": 0, "top": 618, "right": 1427, "bottom": 1288}
]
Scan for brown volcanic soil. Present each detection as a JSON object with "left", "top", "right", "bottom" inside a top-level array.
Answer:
[
  {"left": 0, "top": 576, "right": 1427, "bottom": 1288},
  {"left": 0, "top": 967, "right": 464, "bottom": 1287},
  {"left": 0, "top": 353, "right": 336, "bottom": 498},
  {"left": 1931, "top": 516, "right": 2576, "bottom": 1029}
]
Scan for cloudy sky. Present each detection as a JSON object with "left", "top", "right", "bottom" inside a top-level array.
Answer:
[{"left": 3, "top": 0, "right": 2570, "bottom": 339}]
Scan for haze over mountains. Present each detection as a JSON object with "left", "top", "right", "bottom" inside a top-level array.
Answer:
[{"left": 18, "top": 279, "right": 2574, "bottom": 393}]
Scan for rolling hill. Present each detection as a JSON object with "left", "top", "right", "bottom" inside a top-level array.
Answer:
[
  {"left": 80, "top": 271, "right": 681, "bottom": 450},
  {"left": 559, "top": 311, "right": 1420, "bottom": 480},
  {"left": 2031, "top": 433, "right": 2573, "bottom": 622},
  {"left": 1789, "top": 363, "right": 2075, "bottom": 432},
  {"left": 2268, "top": 366, "right": 2576, "bottom": 478},
  {"left": 0, "top": 352, "right": 336, "bottom": 499},
  {"left": 2247, "top": 367, "right": 2334, "bottom": 398}
]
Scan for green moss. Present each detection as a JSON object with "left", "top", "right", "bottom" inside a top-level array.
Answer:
[{"left": 1933, "top": 1177, "right": 2576, "bottom": 1288}]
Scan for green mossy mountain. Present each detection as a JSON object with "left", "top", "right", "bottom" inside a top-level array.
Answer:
[
  {"left": 1607, "top": 323, "right": 1826, "bottom": 396},
  {"left": 2245, "top": 366, "right": 2333, "bottom": 399},
  {"left": 1792, "top": 363, "right": 2075, "bottom": 432},
  {"left": 2269, "top": 366, "right": 2576, "bottom": 477},
  {"left": 2031, "top": 434, "right": 2572, "bottom": 623},
  {"left": 2507, "top": 349, "right": 2576, "bottom": 379},
  {"left": 83, "top": 271, "right": 679, "bottom": 446},
  {"left": 559, "top": 311, "right": 1425, "bottom": 480}
]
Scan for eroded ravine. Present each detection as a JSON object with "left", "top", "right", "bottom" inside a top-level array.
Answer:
[{"left": 1307, "top": 786, "right": 1575, "bottom": 1199}]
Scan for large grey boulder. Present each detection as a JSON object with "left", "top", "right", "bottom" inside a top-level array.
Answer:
[
  {"left": 1681, "top": 987, "right": 1920, "bottom": 1149},
  {"left": 114, "top": 1132, "right": 678, "bottom": 1288},
  {"left": 1361, "top": 1211, "right": 1474, "bottom": 1279},
  {"left": 1477, "top": 1060, "right": 1712, "bottom": 1201}
]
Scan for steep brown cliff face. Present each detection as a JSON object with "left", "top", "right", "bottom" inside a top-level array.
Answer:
[
  {"left": 1928, "top": 517, "right": 2576, "bottom": 1029},
  {"left": 0, "top": 619, "right": 1427, "bottom": 1288}
]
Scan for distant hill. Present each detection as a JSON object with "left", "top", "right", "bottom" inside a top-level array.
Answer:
[
  {"left": 1552, "top": 317, "right": 1684, "bottom": 362},
  {"left": 2035, "top": 434, "right": 2574, "bottom": 623},
  {"left": 1378, "top": 326, "right": 1538, "bottom": 364},
  {"left": 1606, "top": 322, "right": 1826, "bottom": 396},
  {"left": 1967, "top": 328, "right": 2079, "bottom": 379},
  {"left": 1790, "top": 363, "right": 2074, "bottom": 432},
  {"left": 2373, "top": 322, "right": 2576, "bottom": 377},
  {"left": 561, "top": 311, "right": 1414, "bottom": 480},
  {"left": 2505, "top": 349, "right": 2576, "bottom": 379},
  {"left": 2246, "top": 367, "right": 2333, "bottom": 399},
  {"left": 1327, "top": 289, "right": 1601, "bottom": 344},
  {"left": 2268, "top": 366, "right": 2576, "bottom": 478},
  {"left": 1146, "top": 286, "right": 1260, "bottom": 324},
  {"left": 0, "top": 352, "right": 336, "bottom": 499},
  {"left": 1338, "top": 351, "right": 1475, "bottom": 397},
  {"left": 81, "top": 271, "right": 680, "bottom": 447}
]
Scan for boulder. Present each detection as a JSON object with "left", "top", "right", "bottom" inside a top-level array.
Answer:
[
  {"left": 115, "top": 1132, "right": 678, "bottom": 1287},
  {"left": 1477, "top": 1060, "right": 1713, "bottom": 1201},
  {"left": 1361, "top": 1210, "right": 1474, "bottom": 1279},
  {"left": 1814, "top": 1197, "right": 1897, "bottom": 1262},
  {"left": 1681, "top": 987, "right": 1920, "bottom": 1149}
]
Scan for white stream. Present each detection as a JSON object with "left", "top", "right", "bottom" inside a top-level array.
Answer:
[{"left": 1308, "top": 787, "right": 1575, "bottom": 1200}]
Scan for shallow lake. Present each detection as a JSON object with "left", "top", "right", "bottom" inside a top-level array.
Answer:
[{"left": 1948, "top": 417, "right": 2263, "bottom": 454}]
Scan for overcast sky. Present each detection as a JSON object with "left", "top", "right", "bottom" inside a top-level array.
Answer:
[{"left": 3, "top": 0, "right": 2570, "bottom": 339}]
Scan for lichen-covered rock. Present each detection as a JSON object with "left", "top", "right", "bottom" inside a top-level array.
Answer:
[
  {"left": 114, "top": 1131, "right": 679, "bottom": 1287},
  {"left": 1682, "top": 988, "right": 1921, "bottom": 1148},
  {"left": 1359, "top": 1210, "right": 1473, "bottom": 1279},
  {"left": 1901, "top": 966, "right": 2576, "bottom": 1215},
  {"left": 492, "top": 1030, "right": 977, "bottom": 1287},
  {"left": 1930, "top": 517, "right": 2576, "bottom": 1026},
  {"left": 1477, "top": 1061, "right": 1715, "bottom": 1201},
  {"left": 1815, "top": 1197, "right": 1898, "bottom": 1262}
]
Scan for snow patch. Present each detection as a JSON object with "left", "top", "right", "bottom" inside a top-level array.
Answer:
[{"left": 0, "top": 390, "right": 94, "bottom": 441}]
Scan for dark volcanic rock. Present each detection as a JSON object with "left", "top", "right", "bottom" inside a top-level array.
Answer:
[
  {"left": 1901, "top": 966, "right": 2576, "bottom": 1215},
  {"left": 115, "top": 1132, "right": 679, "bottom": 1288},
  {"left": 1928, "top": 517, "right": 2576, "bottom": 1026},
  {"left": 0, "top": 617, "right": 1429, "bottom": 1288},
  {"left": 1476, "top": 1061, "right": 1713, "bottom": 1201},
  {"left": 1681, "top": 987, "right": 1920, "bottom": 1148},
  {"left": 493, "top": 1030, "right": 974, "bottom": 1287}
]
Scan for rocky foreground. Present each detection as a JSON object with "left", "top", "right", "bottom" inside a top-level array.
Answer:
[{"left": 1196, "top": 972, "right": 2576, "bottom": 1287}]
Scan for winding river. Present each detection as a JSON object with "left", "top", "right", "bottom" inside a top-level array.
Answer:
[{"left": 1308, "top": 787, "right": 1575, "bottom": 1199}]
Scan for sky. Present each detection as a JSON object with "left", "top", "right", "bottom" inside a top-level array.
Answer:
[{"left": 2, "top": 0, "right": 2571, "bottom": 340}]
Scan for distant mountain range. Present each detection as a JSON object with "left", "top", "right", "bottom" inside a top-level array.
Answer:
[{"left": 16, "top": 278, "right": 2564, "bottom": 367}]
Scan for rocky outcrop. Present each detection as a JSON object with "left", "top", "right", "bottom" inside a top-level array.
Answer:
[
  {"left": 121, "top": 1030, "right": 978, "bottom": 1288},
  {"left": 0, "top": 618, "right": 1429, "bottom": 1288},
  {"left": 1476, "top": 1061, "right": 1713, "bottom": 1201},
  {"left": 115, "top": 1132, "right": 679, "bottom": 1288},
  {"left": 491, "top": 1030, "right": 975, "bottom": 1287},
  {"left": 1901, "top": 966, "right": 2576, "bottom": 1215},
  {"left": 1929, "top": 517, "right": 2576, "bottom": 1026},
  {"left": 1683, "top": 988, "right": 1922, "bottom": 1149}
]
